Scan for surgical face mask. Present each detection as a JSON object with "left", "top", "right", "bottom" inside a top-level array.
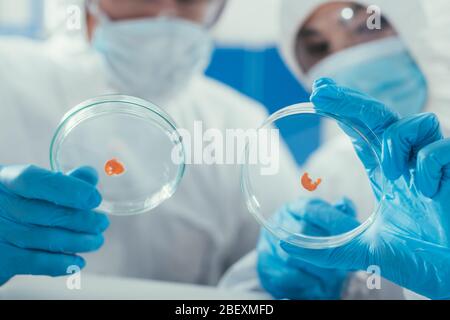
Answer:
[
  {"left": 92, "top": 15, "right": 213, "bottom": 105},
  {"left": 307, "top": 37, "right": 428, "bottom": 117}
]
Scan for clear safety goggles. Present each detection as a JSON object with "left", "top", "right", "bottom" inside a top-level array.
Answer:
[{"left": 87, "top": 0, "right": 227, "bottom": 28}]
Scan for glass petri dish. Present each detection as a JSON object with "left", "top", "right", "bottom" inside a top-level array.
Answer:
[
  {"left": 50, "top": 95, "right": 185, "bottom": 216},
  {"left": 241, "top": 102, "right": 387, "bottom": 249}
]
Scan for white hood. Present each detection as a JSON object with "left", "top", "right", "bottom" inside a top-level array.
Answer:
[{"left": 279, "top": 0, "right": 450, "bottom": 132}]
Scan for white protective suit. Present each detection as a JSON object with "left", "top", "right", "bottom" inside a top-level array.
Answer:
[
  {"left": 0, "top": 20, "right": 300, "bottom": 285},
  {"left": 221, "top": 0, "right": 450, "bottom": 300}
]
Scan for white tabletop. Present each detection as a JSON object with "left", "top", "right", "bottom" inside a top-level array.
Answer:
[{"left": 0, "top": 274, "right": 268, "bottom": 300}]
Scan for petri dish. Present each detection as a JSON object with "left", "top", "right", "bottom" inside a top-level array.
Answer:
[
  {"left": 241, "top": 102, "right": 387, "bottom": 249},
  {"left": 50, "top": 95, "right": 185, "bottom": 216}
]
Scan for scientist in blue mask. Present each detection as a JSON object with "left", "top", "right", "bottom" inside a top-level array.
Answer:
[
  {"left": 220, "top": 0, "right": 450, "bottom": 300},
  {"left": 286, "top": 0, "right": 428, "bottom": 120}
]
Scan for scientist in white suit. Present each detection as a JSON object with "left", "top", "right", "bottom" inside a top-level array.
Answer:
[{"left": 0, "top": 0, "right": 299, "bottom": 286}]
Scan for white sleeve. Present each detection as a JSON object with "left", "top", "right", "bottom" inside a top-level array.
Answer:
[{"left": 218, "top": 250, "right": 272, "bottom": 299}]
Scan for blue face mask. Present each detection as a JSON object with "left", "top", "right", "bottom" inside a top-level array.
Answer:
[{"left": 307, "top": 37, "right": 428, "bottom": 117}]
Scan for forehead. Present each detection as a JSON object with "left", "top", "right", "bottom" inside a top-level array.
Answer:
[
  {"left": 302, "top": 2, "right": 367, "bottom": 31},
  {"left": 98, "top": 0, "right": 210, "bottom": 12},
  {"left": 96, "top": 0, "right": 215, "bottom": 22},
  {"left": 98, "top": 0, "right": 166, "bottom": 14},
  {"left": 99, "top": 0, "right": 208, "bottom": 7}
]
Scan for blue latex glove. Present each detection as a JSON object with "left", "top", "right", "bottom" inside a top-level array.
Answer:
[
  {"left": 257, "top": 198, "right": 358, "bottom": 300},
  {"left": 0, "top": 165, "right": 109, "bottom": 286},
  {"left": 279, "top": 78, "right": 450, "bottom": 300}
]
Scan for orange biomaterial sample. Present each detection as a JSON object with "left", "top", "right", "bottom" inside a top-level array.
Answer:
[
  {"left": 104, "top": 158, "right": 126, "bottom": 176},
  {"left": 301, "top": 172, "right": 322, "bottom": 192}
]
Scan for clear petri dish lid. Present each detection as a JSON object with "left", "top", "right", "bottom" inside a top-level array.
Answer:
[
  {"left": 241, "top": 102, "right": 387, "bottom": 249},
  {"left": 50, "top": 95, "right": 185, "bottom": 216}
]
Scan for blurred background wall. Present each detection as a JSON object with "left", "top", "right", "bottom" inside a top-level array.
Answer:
[{"left": 0, "top": 0, "right": 319, "bottom": 164}]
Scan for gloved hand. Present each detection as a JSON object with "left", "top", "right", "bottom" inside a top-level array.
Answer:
[
  {"left": 257, "top": 198, "right": 358, "bottom": 300},
  {"left": 0, "top": 165, "right": 109, "bottom": 286},
  {"left": 279, "top": 78, "right": 450, "bottom": 300}
]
